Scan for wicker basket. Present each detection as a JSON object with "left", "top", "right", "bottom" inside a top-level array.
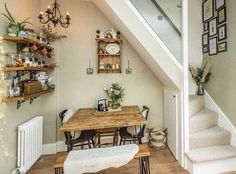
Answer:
[
  {"left": 148, "top": 128, "right": 167, "bottom": 150},
  {"left": 24, "top": 81, "right": 42, "bottom": 95}
]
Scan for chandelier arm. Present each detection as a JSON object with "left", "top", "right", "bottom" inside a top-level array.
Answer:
[{"left": 58, "top": 19, "right": 69, "bottom": 28}]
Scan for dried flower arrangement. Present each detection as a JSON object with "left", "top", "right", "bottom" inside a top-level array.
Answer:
[{"left": 189, "top": 59, "right": 212, "bottom": 95}]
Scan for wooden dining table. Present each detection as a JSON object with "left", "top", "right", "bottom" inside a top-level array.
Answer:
[{"left": 59, "top": 105, "right": 147, "bottom": 132}]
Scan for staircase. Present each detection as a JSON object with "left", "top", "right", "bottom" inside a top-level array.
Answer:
[{"left": 187, "top": 95, "right": 236, "bottom": 174}]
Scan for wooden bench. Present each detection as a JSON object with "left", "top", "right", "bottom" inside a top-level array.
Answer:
[{"left": 53, "top": 144, "right": 151, "bottom": 174}]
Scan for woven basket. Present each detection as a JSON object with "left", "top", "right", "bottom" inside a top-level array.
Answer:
[
  {"left": 24, "top": 81, "right": 42, "bottom": 95},
  {"left": 148, "top": 128, "right": 167, "bottom": 150}
]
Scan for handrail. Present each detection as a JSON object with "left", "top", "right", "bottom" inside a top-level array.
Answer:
[{"left": 150, "top": 0, "right": 181, "bottom": 36}]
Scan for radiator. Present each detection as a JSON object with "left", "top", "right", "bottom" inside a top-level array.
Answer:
[{"left": 17, "top": 116, "right": 43, "bottom": 172}]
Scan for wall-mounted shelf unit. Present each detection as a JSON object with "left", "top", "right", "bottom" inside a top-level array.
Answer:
[
  {"left": 2, "top": 88, "right": 54, "bottom": 109},
  {"left": 96, "top": 38, "right": 122, "bottom": 74},
  {"left": 1, "top": 35, "right": 56, "bottom": 109}
]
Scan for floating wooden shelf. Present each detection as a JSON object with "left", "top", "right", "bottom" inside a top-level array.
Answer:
[
  {"left": 98, "top": 69, "right": 121, "bottom": 73},
  {"left": 2, "top": 66, "right": 54, "bottom": 72},
  {"left": 0, "top": 36, "right": 54, "bottom": 57},
  {"left": 95, "top": 38, "right": 122, "bottom": 43},
  {"left": 2, "top": 88, "right": 55, "bottom": 103},
  {"left": 98, "top": 53, "right": 121, "bottom": 56}
]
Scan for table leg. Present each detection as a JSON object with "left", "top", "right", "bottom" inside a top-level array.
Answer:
[{"left": 139, "top": 157, "right": 150, "bottom": 174}]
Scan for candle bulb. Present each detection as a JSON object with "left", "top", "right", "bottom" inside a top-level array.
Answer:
[
  {"left": 47, "top": 5, "right": 51, "bottom": 9},
  {"left": 66, "top": 11, "right": 70, "bottom": 16},
  {"left": 40, "top": 11, "right": 43, "bottom": 15}
]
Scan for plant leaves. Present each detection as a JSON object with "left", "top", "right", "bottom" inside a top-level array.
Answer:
[
  {"left": 4, "top": 3, "right": 15, "bottom": 22},
  {"left": 2, "top": 12, "right": 14, "bottom": 22}
]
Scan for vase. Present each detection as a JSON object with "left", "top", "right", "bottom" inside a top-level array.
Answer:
[
  {"left": 197, "top": 84, "right": 204, "bottom": 95},
  {"left": 111, "top": 101, "right": 120, "bottom": 109}
]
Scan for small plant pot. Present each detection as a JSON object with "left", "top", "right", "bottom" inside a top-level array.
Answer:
[
  {"left": 197, "top": 84, "right": 204, "bottom": 95},
  {"left": 8, "top": 24, "right": 19, "bottom": 37}
]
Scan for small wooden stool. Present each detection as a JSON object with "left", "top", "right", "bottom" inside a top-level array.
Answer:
[{"left": 53, "top": 144, "right": 151, "bottom": 174}]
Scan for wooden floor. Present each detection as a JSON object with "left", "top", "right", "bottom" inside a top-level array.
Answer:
[{"left": 27, "top": 147, "right": 189, "bottom": 174}]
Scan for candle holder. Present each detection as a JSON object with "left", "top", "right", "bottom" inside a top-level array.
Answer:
[
  {"left": 126, "top": 60, "right": 132, "bottom": 74},
  {"left": 86, "top": 59, "right": 93, "bottom": 75}
]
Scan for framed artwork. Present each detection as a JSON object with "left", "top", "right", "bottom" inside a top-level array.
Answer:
[
  {"left": 209, "top": 37, "right": 218, "bottom": 55},
  {"left": 203, "top": 46, "right": 209, "bottom": 53},
  {"left": 218, "top": 42, "right": 227, "bottom": 52},
  {"left": 218, "top": 7, "right": 226, "bottom": 24},
  {"left": 202, "top": 33, "right": 209, "bottom": 46},
  {"left": 215, "top": 0, "right": 225, "bottom": 10},
  {"left": 209, "top": 18, "right": 217, "bottom": 36},
  {"left": 203, "top": 0, "right": 214, "bottom": 22},
  {"left": 204, "top": 22, "right": 208, "bottom": 31},
  {"left": 218, "top": 24, "right": 227, "bottom": 41}
]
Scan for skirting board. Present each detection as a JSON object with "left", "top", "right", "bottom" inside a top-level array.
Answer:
[
  {"left": 43, "top": 134, "right": 149, "bottom": 155},
  {"left": 205, "top": 91, "right": 236, "bottom": 146}
]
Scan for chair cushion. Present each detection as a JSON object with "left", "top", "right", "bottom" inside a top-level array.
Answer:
[
  {"left": 62, "top": 109, "right": 74, "bottom": 124},
  {"left": 63, "top": 109, "right": 81, "bottom": 138}
]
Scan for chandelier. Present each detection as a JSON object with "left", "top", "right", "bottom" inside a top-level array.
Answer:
[{"left": 38, "top": 0, "right": 71, "bottom": 28}]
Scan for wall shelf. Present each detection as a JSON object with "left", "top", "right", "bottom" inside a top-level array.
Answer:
[
  {"left": 2, "top": 88, "right": 55, "bottom": 109},
  {"left": 1, "top": 35, "right": 54, "bottom": 50},
  {"left": 96, "top": 38, "right": 122, "bottom": 43},
  {"left": 2, "top": 66, "right": 55, "bottom": 72}
]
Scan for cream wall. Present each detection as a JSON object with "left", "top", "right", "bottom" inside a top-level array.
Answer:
[
  {"left": 188, "top": 0, "right": 203, "bottom": 94},
  {"left": 53, "top": 0, "right": 164, "bottom": 140},
  {"left": 205, "top": 0, "right": 236, "bottom": 128},
  {"left": 0, "top": 0, "right": 57, "bottom": 173}
]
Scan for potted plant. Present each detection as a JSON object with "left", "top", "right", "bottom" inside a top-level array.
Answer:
[
  {"left": 2, "top": 3, "right": 33, "bottom": 37},
  {"left": 189, "top": 59, "right": 212, "bottom": 95},
  {"left": 104, "top": 83, "right": 125, "bottom": 109}
]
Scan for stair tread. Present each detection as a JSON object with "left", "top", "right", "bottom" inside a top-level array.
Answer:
[
  {"left": 186, "top": 145, "right": 236, "bottom": 163},
  {"left": 190, "top": 126, "right": 230, "bottom": 137},
  {"left": 190, "top": 108, "right": 218, "bottom": 133},
  {"left": 190, "top": 126, "right": 231, "bottom": 149}
]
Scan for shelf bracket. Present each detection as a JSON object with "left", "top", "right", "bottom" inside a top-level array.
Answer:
[{"left": 29, "top": 97, "right": 37, "bottom": 104}]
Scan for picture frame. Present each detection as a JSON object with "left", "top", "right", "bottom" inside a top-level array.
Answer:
[
  {"left": 215, "top": 0, "right": 225, "bottom": 10},
  {"left": 209, "top": 17, "right": 217, "bottom": 36},
  {"left": 209, "top": 37, "right": 218, "bottom": 55},
  {"left": 203, "top": 0, "right": 214, "bottom": 22},
  {"left": 203, "top": 46, "right": 209, "bottom": 53},
  {"left": 218, "top": 7, "right": 226, "bottom": 24},
  {"left": 202, "top": 33, "right": 209, "bottom": 46},
  {"left": 218, "top": 42, "right": 227, "bottom": 52},
  {"left": 204, "top": 22, "right": 208, "bottom": 31},
  {"left": 218, "top": 24, "right": 227, "bottom": 41}
]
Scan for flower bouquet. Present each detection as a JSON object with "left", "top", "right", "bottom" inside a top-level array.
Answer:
[{"left": 104, "top": 83, "right": 124, "bottom": 109}]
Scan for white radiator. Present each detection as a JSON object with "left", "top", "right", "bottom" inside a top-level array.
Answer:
[{"left": 17, "top": 116, "right": 43, "bottom": 173}]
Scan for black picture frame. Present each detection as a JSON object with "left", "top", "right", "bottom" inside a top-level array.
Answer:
[
  {"left": 209, "top": 37, "right": 218, "bottom": 55},
  {"left": 218, "top": 7, "right": 227, "bottom": 24},
  {"left": 203, "top": 46, "right": 209, "bottom": 53},
  {"left": 215, "top": 0, "right": 225, "bottom": 10},
  {"left": 218, "top": 24, "right": 227, "bottom": 41},
  {"left": 202, "top": 33, "right": 209, "bottom": 46},
  {"left": 204, "top": 22, "right": 209, "bottom": 31},
  {"left": 218, "top": 41, "right": 227, "bottom": 52},
  {"left": 203, "top": 0, "right": 214, "bottom": 22},
  {"left": 209, "top": 17, "right": 218, "bottom": 36}
]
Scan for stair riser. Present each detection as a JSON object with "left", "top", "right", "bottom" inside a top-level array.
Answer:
[
  {"left": 190, "top": 133, "right": 231, "bottom": 149},
  {"left": 189, "top": 96, "right": 205, "bottom": 117},
  {"left": 187, "top": 156, "right": 236, "bottom": 174},
  {"left": 190, "top": 115, "right": 218, "bottom": 133}
]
